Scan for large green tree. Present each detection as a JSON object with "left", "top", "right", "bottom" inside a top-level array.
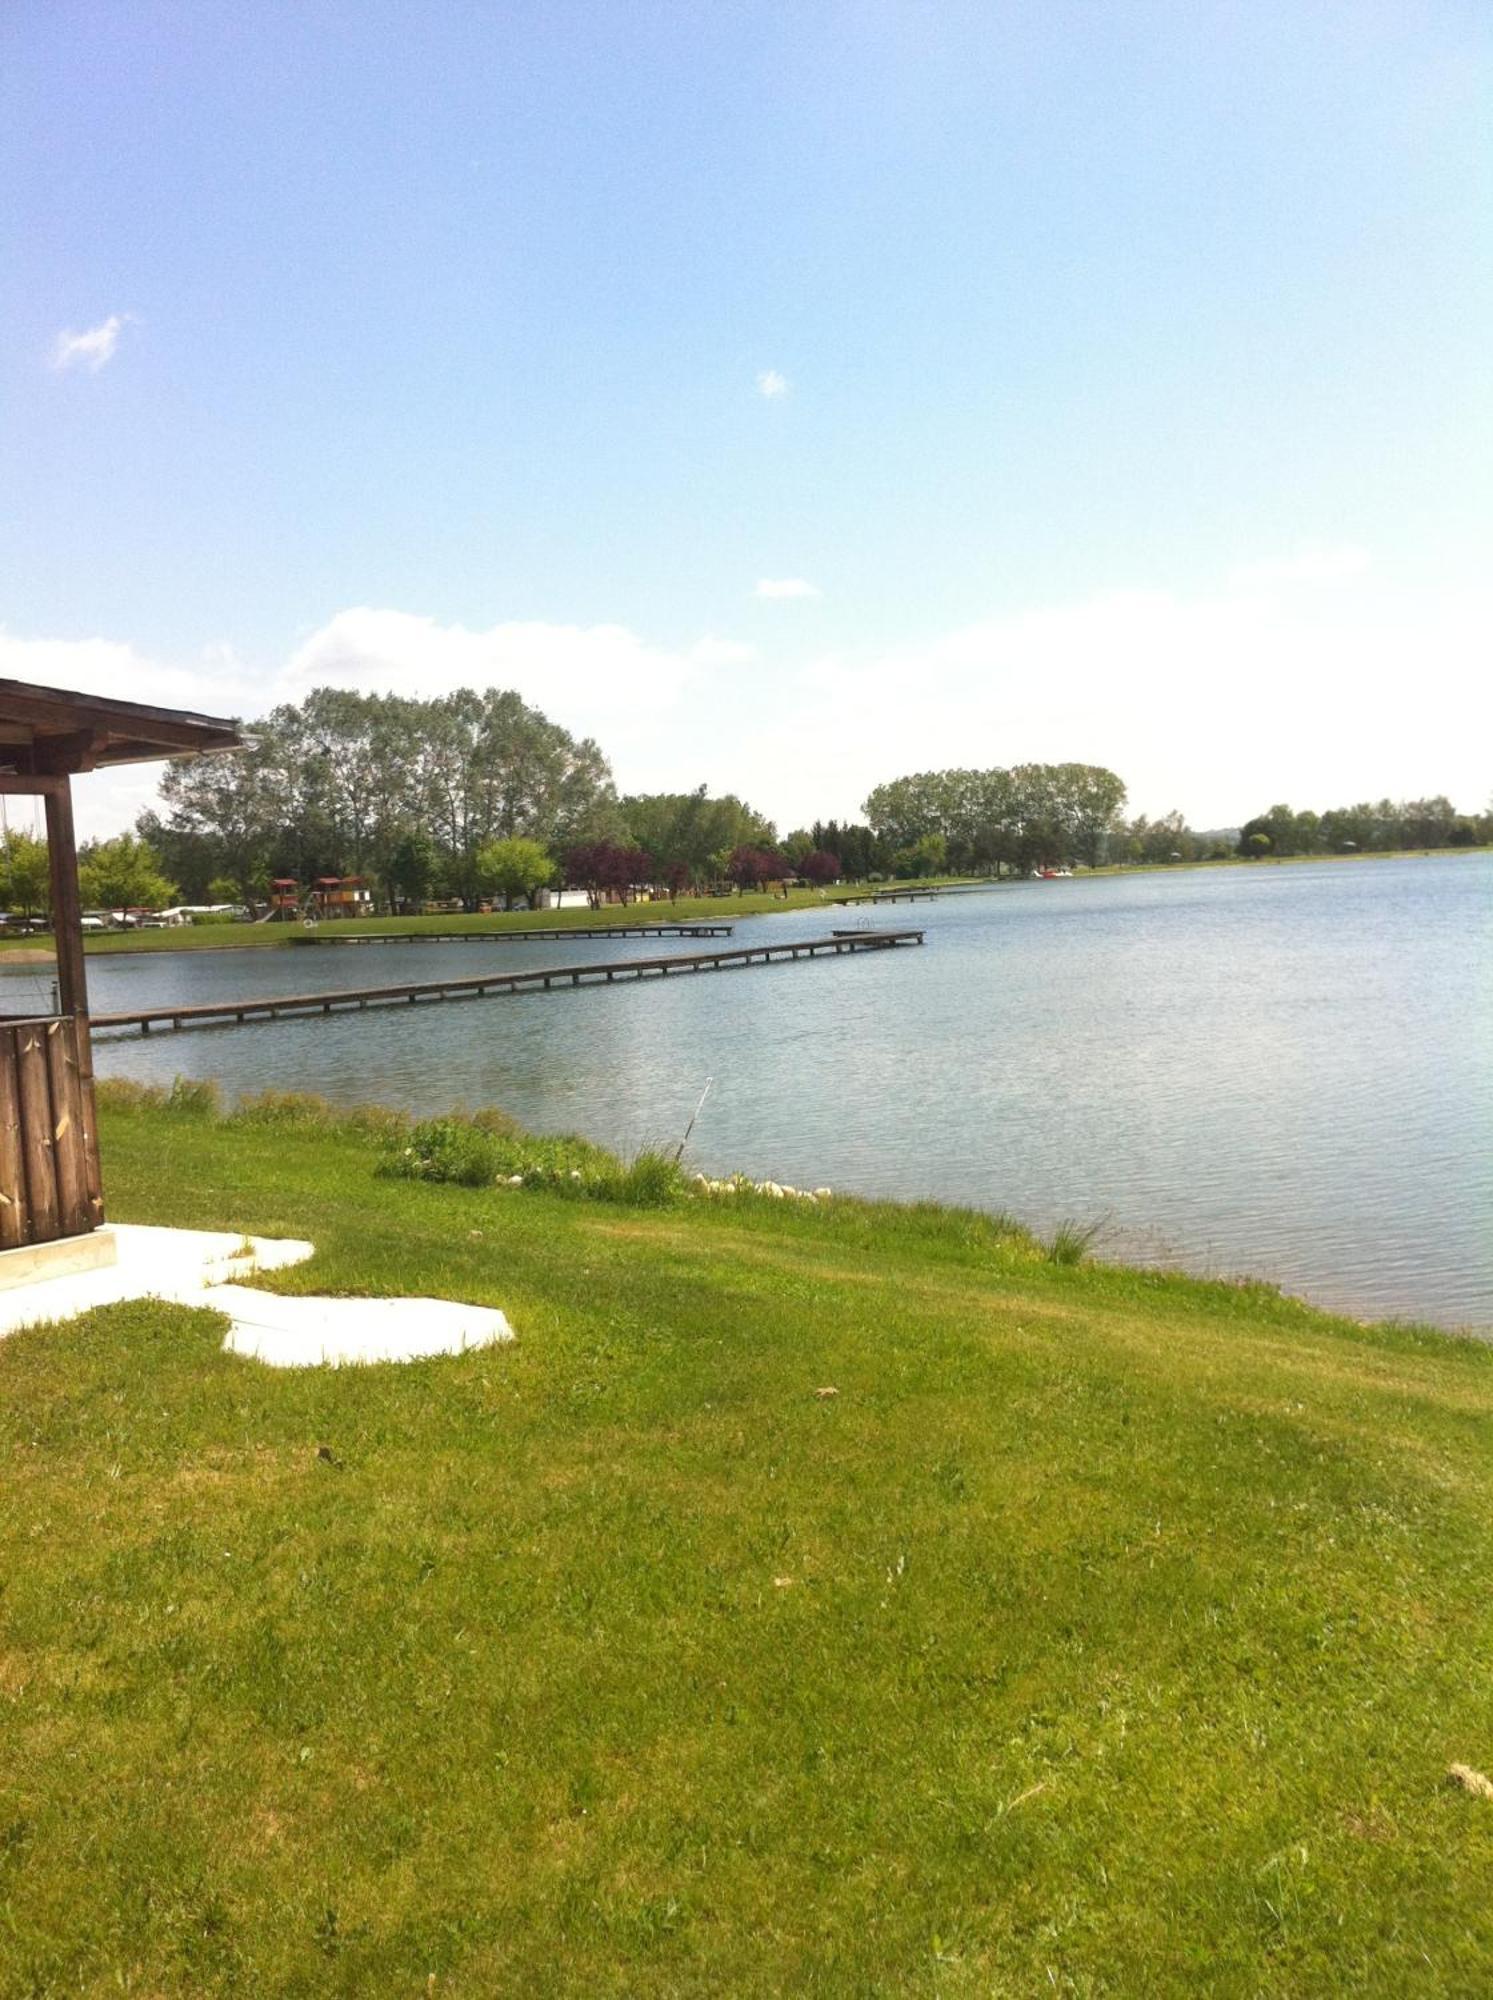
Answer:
[
  {"left": 863, "top": 763, "right": 1128, "bottom": 873},
  {"left": 150, "top": 685, "right": 618, "bottom": 911},
  {"left": 78, "top": 834, "right": 176, "bottom": 913},
  {"left": 619, "top": 788, "right": 775, "bottom": 888},
  {"left": 474, "top": 836, "right": 557, "bottom": 910},
  {"left": 0, "top": 832, "right": 51, "bottom": 916}
]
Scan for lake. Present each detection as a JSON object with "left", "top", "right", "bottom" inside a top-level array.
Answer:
[{"left": 39, "top": 854, "right": 1491, "bottom": 1333}]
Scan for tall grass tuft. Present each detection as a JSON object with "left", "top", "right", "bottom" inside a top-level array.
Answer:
[
  {"left": 1047, "top": 1217, "right": 1104, "bottom": 1267},
  {"left": 94, "top": 1076, "right": 222, "bottom": 1119},
  {"left": 229, "top": 1090, "right": 411, "bottom": 1143},
  {"left": 610, "top": 1149, "right": 686, "bottom": 1208}
]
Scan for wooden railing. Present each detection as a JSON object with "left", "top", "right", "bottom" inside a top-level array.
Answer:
[{"left": 0, "top": 1014, "right": 104, "bottom": 1244}]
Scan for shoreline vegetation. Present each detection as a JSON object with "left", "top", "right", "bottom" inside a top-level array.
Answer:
[
  {"left": 92, "top": 1079, "right": 1491, "bottom": 1338},
  {"left": 0, "top": 844, "right": 1480, "bottom": 962},
  {"left": 1, "top": 687, "right": 1477, "bottom": 942},
  {"left": 2, "top": 1082, "right": 1491, "bottom": 1992}
]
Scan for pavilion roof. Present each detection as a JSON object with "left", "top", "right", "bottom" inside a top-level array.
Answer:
[{"left": 0, "top": 678, "right": 242, "bottom": 775}]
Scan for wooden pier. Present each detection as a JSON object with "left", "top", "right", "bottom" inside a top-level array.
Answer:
[
  {"left": 834, "top": 888, "right": 942, "bottom": 904},
  {"left": 833, "top": 880, "right": 1000, "bottom": 906},
  {"left": 92, "top": 929, "right": 926, "bottom": 1037},
  {"left": 294, "top": 922, "right": 734, "bottom": 944}
]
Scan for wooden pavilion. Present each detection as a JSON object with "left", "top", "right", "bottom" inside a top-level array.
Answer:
[{"left": 0, "top": 679, "right": 240, "bottom": 1257}]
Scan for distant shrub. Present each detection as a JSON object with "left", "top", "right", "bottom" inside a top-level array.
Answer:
[
  {"left": 390, "top": 1116, "right": 510, "bottom": 1188},
  {"left": 380, "top": 1115, "right": 684, "bottom": 1207}
]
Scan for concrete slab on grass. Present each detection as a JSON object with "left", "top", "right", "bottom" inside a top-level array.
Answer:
[
  {"left": 214, "top": 1287, "right": 513, "bottom": 1368},
  {"left": 0, "top": 1223, "right": 512, "bottom": 1367},
  {"left": 0, "top": 1223, "right": 314, "bottom": 1341}
]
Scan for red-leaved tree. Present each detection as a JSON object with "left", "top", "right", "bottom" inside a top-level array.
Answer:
[
  {"left": 800, "top": 849, "right": 841, "bottom": 886},
  {"left": 565, "top": 841, "right": 655, "bottom": 905},
  {"left": 725, "top": 845, "right": 787, "bottom": 892}
]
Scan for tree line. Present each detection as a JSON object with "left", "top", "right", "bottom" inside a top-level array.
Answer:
[
  {"left": 2, "top": 681, "right": 1485, "bottom": 920},
  {"left": 132, "top": 686, "right": 832, "bottom": 909},
  {"left": 860, "top": 763, "right": 1130, "bottom": 873},
  {"left": 1235, "top": 796, "right": 1493, "bottom": 858}
]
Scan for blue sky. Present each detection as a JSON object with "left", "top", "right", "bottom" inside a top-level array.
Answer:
[{"left": 5, "top": 1, "right": 1489, "bottom": 836}]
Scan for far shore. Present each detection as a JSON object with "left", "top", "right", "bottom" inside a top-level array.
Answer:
[{"left": 0, "top": 844, "right": 1484, "bottom": 966}]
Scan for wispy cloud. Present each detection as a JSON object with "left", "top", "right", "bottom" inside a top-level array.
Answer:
[
  {"left": 51, "top": 313, "right": 135, "bottom": 373},
  {"left": 756, "top": 368, "right": 789, "bottom": 399},
  {"left": 755, "top": 577, "right": 820, "bottom": 600}
]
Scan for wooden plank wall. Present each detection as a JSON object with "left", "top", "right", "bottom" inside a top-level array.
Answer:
[{"left": 0, "top": 1016, "right": 102, "bottom": 1247}]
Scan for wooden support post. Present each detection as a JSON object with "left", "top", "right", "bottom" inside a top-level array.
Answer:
[
  {"left": 15, "top": 1024, "right": 59, "bottom": 1242},
  {"left": 44, "top": 777, "right": 103, "bottom": 1227},
  {"left": 45, "top": 1018, "right": 89, "bottom": 1237},
  {"left": 0, "top": 1029, "right": 26, "bottom": 1249}
]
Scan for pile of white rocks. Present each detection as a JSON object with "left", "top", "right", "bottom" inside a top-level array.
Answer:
[{"left": 691, "top": 1172, "right": 832, "bottom": 1204}]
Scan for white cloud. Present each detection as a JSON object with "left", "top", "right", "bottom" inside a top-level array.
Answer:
[
  {"left": 278, "top": 609, "right": 700, "bottom": 728},
  {"left": 734, "top": 566, "right": 1493, "bottom": 830},
  {"left": 0, "top": 628, "right": 252, "bottom": 839},
  {"left": 3, "top": 552, "right": 1488, "bottom": 843},
  {"left": 755, "top": 578, "right": 821, "bottom": 600},
  {"left": 51, "top": 313, "right": 135, "bottom": 373},
  {"left": 0, "top": 629, "right": 246, "bottom": 716},
  {"left": 756, "top": 369, "right": 789, "bottom": 399},
  {"left": 1229, "top": 544, "right": 1371, "bottom": 590},
  {"left": 689, "top": 636, "right": 757, "bottom": 667}
]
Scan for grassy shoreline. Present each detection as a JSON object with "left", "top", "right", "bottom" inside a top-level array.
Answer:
[
  {"left": 3, "top": 1087, "right": 1492, "bottom": 1993},
  {"left": 1087, "top": 844, "right": 1490, "bottom": 878},
  {"left": 0, "top": 850, "right": 1481, "bottom": 965},
  {"left": 0, "top": 847, "right": 1474, "bottom": 965},
  {"left": 49, "top": 878, "right": 983, "bottom": 958}
]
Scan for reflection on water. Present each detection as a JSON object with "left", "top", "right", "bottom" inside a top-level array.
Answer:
[{"left": 43, "top": 855, "right": 1492, "bottom": 1331}]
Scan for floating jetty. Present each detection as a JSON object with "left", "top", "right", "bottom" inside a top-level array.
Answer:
[
  {"left": 294, "top": 922, "right": 734, "bottom": 944},
  {"left": 93, "top": 929, "right": 926, "bottom": 1037}
]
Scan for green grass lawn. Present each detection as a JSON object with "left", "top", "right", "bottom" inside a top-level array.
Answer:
[
  {"left": 58, "top": 880, "right": 983, "bottom": 957},
  {"left": 3, "top": 1094, "right": 1492, "bottom": 1995}
]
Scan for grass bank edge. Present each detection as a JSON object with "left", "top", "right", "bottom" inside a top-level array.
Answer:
[{"left": 91, "top": 1077, "right": 1478, "bottom": 1359}]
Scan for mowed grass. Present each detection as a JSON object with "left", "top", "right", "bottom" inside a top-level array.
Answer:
[
  {"left": 66, "top": 880, "right": 982, "bottom": 957},
  {"left": 3, "top": 1101, "right": 1493, "bottom": 1995}
]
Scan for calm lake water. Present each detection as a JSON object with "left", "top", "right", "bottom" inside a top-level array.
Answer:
[{"left": 42, "top": 854, "right": 1491, "bottom": 1332}]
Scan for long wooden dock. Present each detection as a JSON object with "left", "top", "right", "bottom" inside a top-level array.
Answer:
[
  {"left": 294, "top": 922, "right": 734, "bottom": 944},
  {"left": 834, "top": 880, "right": 1000, "bottom": 905},
  {"left": 834, "top": 888, "right": 942, "bottom": 904},
  {"left": 92, "top": 929, "right": 925, "bottom": 1037}
]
